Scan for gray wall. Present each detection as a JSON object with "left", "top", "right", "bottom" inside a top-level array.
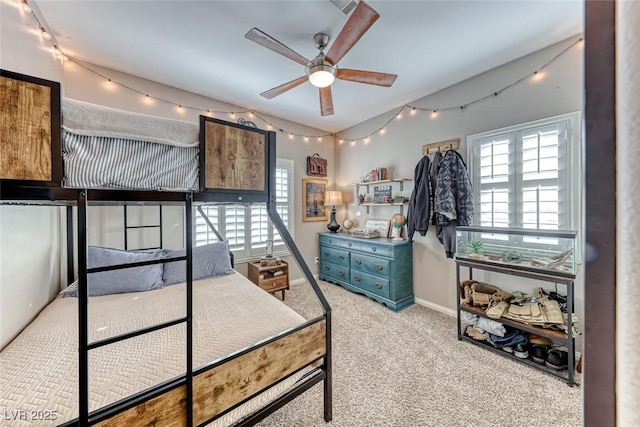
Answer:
[{"left": 334, "top": 37, "right": 584, "bottom": 348}]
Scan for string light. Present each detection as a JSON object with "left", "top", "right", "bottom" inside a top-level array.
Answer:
[
  {"left": 39, "top": 26, "right": 51, "bottom": 41},
  {"left": 21, "top": 4, "right": 579, "bottom": 146}
]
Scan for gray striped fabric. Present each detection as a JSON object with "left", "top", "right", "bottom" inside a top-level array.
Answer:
[{"left": 63, "top": 131, "right": 199, "bottom": 191}]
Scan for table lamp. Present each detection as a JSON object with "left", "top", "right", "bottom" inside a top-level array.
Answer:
[{"left": 324, "top": 190, "right": 343, "bottom": 233}]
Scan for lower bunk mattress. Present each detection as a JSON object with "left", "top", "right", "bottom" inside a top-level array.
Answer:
[{"left": 0, "top": 272, "right": 308, "bottom": 426}]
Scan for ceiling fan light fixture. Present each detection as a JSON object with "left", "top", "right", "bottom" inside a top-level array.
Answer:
[
  {"left": 307, "top": 54, "right": 337, "bottom": 88},
  {"left": 308, "top": 65, "right": 336, "bottom": 88}
]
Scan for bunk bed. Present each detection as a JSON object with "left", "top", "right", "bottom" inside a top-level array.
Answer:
[{"left": 0, "top": 69, "right": 332, "bottom": 426}]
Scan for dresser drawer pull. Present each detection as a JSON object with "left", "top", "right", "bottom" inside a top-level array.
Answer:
[
  {"left": 323, "top": 251, "right": 329, "bottom": 256},
  {"left": 324, "top": 266, "right": 330, "bottom": 271},
  {"left": 339, "top": 271, "right": 345, "bottom": 276},
  {"left": 375, "top": 264, "right": 383, "bottom": 270},
  {"left": 354, "top": 258, "right": 362, "bottom": 265},
  {"left": 329, "top": 239, "right": 333, "bottom": 244},
  {"left": 354, "top": 275, "right": 361, "bottom": 282},
  {"left": 348, "top": 242, "right": 352, "bottom": 247},
  {"left": 371, "top": 247, "right": 377, "bottom": 252},
  {"left": 375, "top": 283, "right": 383, "bottom": 289},
  {"left": 339, "top": 255, "right": 345, "bottom": 259}
]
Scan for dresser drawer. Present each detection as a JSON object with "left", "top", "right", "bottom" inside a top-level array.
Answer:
[
  {"left": 319, "top": 234, "right": 361, "bottom": 251},
  {"left": 350, "top": 270, "right": 390, "bottom": 298},
  {"left": 320, "top": 246, "right": 349, "bottom": 266},
  {"left": 351, "top": 254, "right": 390, "bottom": 278},
  {"left": 320, "top": 260, "right": 349, "bottom": 282},
  {"left": 360, "top": 241, "right": 392, "bottom": 257}
]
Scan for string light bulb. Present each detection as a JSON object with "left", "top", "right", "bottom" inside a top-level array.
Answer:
[
  {"left": 39, "top": 26, "right": 52, "bottom": 41},
  {"left": 364, "top": 137, "right": 370, "bottom": 143},
  {"left": 339, "top": 138, "right": 344, "bottom": 144},
  {"left": 317, "top": 136, "right": 322, "bottom": 142},
  {"left": 288, "top": 133, "right": 294, "bottom": 139},
  {"left": 379, "top": 128, "right": 386, "bottom": 135},
  {"left": 410, "top": 107, "right": 417, "bottom": 115},
  {"left": 21, "top": 0, "right": 31, "bottom": 13},
  {"left": 431, "top": 110, "right": 438, "bottom": 119},
  {"left": 230, "top": 112, "right": 235, "bottom": 118},
  {"left": 396, "top": 113, "right": 402, "bottom": 120},
  {"left": 249, "top": 111, "right": 254, "bottom": 118},
  {"left": 304, "top": 136, "right": 309, "bottom": 141},
  {"left": 267, "top": 124, "right": 272, "bottom": 130}
]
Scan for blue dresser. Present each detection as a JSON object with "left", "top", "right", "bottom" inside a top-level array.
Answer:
[{"left": 318, "top": 233, "right": 414, "bottom": 311}]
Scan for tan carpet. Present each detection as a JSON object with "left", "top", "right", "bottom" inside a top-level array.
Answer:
[{"left": 258, "top": 281, "right": 582, "bottom": 427}]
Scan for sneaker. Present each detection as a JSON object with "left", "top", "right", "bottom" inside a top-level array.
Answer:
[
  {"left": 531, "top": 345, "right": 548, "bottom": 364},
  {"left": 514, "top": 343, "right": 529, "bottom": 359},
  {"left": 529, "top": 333, "right": 553, "bottom": 346},
  {"left": 545, "top": 348, "right": 569, "bottom": 370},
  {"left": 502, "top": 346, "right": 513, "bottom": 353}
]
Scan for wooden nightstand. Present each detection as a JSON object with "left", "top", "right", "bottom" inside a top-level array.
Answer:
[{"left": 247, "top": 260, "right": 289, "bottom": 300}]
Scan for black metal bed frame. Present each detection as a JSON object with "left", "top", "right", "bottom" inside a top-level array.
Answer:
[{"left": 0, "top": 125, "right": 332, "bottom": 426}]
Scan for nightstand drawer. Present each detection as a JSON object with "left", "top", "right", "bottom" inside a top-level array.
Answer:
[
  {"left": 259, "top": 276, "right": 288, "bottom": 292},
  {"left": 320, "top": 260, "right": 349, "bottom": 282},
  {"left": 360, "top": 241, "right": 392, "bottom": 257},
  {"left": 320, "top": 246, "right": 349, "bottom": 266},
  {"left": 351, "top": 254, "right": 390, "bottom": 278},
  {"left": 350, "top": 270, "right": 390, "bottom": 298}
]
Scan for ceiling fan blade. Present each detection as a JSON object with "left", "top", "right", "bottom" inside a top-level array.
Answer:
[
  {"left": 319, "top": 86, "right": 334, "bottom": 116},
  {"left": 260, "top": 76, "right": 308, "bottom": 99},
  {"left": 337, "top": 68, "right": 397, "bottom": 87},
  {"left": 325, "top": 1, "right": 379, "bottom": 65},
  {"left": 245, "top": 28, "right": 309, "bottom": 66}
]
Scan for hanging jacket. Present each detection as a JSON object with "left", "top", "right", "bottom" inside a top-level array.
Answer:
[
  {"left": 433, "top": 150, "right": 474, "bottom": 257},
  {"left": 407, "top": 156, "right": 431, "bottom": 240},
  {"left": 434, "top": 150, "right": 474, "bottom": 226},
  {"left": 429, "top": 151, "right": 443, "bottom": 225}
]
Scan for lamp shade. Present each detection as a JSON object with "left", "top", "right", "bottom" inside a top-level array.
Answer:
[{"left": 324, "top": 191, "right": 343, "bottom": 207}]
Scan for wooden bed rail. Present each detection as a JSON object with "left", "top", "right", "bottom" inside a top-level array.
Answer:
[{"left": 90, "top": 320, "right": 326, "bottom": 426}]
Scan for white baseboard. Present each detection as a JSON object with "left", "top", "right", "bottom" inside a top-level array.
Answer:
[
  {"left": 290, "top": 274, "right": 318, "bottom": 286},
  {"left": 414, "top": 297, "right": 457, "bottom": 317}
]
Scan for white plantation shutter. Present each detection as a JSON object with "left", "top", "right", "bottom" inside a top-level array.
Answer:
[
  {"left": 468, "top": 112, "right": 580, "bottom": 248},
  {"left": 195, "top": 158, "right": 293, "bottom": 260}
]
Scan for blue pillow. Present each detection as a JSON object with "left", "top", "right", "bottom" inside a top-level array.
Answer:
[
  {"left": 162, "top": 241, "right": 234, "bottom": 286},
  {"left": 65, "top": 246, "right": 165, "bottom": 297}
]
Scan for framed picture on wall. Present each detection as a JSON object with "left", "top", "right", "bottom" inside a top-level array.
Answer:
[{"left": 302, "top": 178, "right": 328, "bottom": 221}]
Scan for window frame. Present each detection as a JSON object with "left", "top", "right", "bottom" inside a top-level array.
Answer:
[
  {"left": 467, "top": 112, "right": 582, "bottom": 254},
  {"left": 194, "top": 158, "right": 294, "bottom": 262}
]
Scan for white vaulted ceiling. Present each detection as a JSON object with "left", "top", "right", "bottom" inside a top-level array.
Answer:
[{"left": 35, "top": 0, "right": 583, "bottom": 133}]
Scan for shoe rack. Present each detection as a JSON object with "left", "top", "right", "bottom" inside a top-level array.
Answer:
[{"left": 455, "top": 258, "right": 577, "bottom": 386}]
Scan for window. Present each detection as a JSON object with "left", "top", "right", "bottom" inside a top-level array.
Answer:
[
  {"left": 467, "top": 112, "right": 581, "bottom": 246},
  {"left": 195, "top": 159, "right": 294, "bottom": 261}
]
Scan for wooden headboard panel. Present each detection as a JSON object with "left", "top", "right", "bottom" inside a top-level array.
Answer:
[
  {"left": 0, "top": 69, "right": 61, "bottom": 185},
  {"left": 199, "top": 116, "right": 270, "bottom": 196}
]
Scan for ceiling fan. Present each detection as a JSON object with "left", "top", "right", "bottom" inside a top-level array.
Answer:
[{"left": 245, "top": 1, "right": 397, "bottom": 116}]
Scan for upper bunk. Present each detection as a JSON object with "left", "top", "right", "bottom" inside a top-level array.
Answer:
[{"left": 0, "top": 69, "right": 274, "bottom": 205}]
